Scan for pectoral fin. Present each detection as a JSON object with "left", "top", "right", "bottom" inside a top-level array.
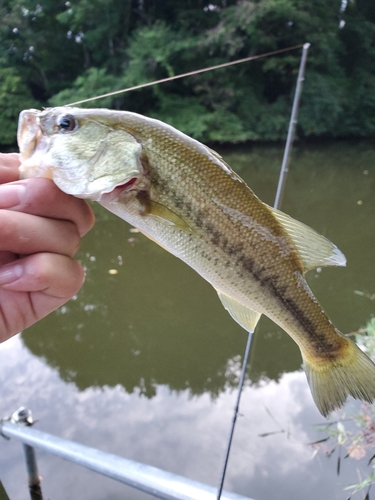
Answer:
[
  {"left": 137, "top": 191, "right": 193, "bottom": 233},
  {"left": 149, "top": 200, "right": 193, "bottom": 233},
  {"left": 268, "top": 206, "right": 346, "bottom": 273},
  {"left": 217, "top": 291, "right": 261, "bottom": 333}
]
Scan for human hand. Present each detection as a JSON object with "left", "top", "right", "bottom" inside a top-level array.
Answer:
[{"left": 0, "top": 152, "right": 95, "bottom": 343}]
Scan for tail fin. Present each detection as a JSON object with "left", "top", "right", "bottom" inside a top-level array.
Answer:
[{"left": 303, "top": 339, "right": 375, "bottom": 417}]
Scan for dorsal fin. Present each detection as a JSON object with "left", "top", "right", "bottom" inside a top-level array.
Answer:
[
  {"left": 217, "top": 290, "right": 261, "bottom": 333},
  {"left": 268, "top": 206, "right": 346, "bottom": 273}
]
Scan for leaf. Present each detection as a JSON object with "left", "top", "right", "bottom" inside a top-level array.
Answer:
[
  {"left": 344, "top": 471, "right": 375, "bottom": 493},
  {"left": 347, "top": 444, "right": 367, "bottom": 460}
]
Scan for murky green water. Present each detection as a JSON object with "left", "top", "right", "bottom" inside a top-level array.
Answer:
[{"left": 1, "top": 140, "right": 374, "bottom": 500}]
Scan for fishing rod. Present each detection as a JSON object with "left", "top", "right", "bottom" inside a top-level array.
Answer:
[
  {"left": 63, "top": 43, "right": 308, "bottom": 500},
  {"left": 215, "top": 42, "right": 310, "bottom": 500},
  {"left": 216, "top": 329, "right": 255, "bottom": 499},
  {"left": 274, "top": 43, "right": 310, "bottom": 210}
]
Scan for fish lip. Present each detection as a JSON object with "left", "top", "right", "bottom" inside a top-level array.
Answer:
[
  {"left": 113, "top": 177, "right": 138, "bottom": 191},
  {"left": 18, "top": 109, "right": 55, "bottom": 180},
  {"left": 18, "top": 110, "right": 41, "bottom": 161},
  {"left": 63, "top": 175, "right": 140, "bottom": 201}
]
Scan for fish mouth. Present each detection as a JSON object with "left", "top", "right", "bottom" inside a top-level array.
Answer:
[
  {"left": 18, "top": 110, "right": 53, "bottom": 180},
  {"left": 18, "top": 110, "right": 40, "bottom": 158}
]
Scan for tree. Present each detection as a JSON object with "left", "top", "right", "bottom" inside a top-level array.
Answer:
[
  {"left": 0, "top": 65, "right": 37, "bottom": 145},
  {"left": 1, "top": 0, "right": 375, "bottom": 146}
]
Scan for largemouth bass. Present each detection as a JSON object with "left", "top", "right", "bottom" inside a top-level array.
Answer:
[{"left": 17, "top": 107, "right": 375, "bottom": 417}]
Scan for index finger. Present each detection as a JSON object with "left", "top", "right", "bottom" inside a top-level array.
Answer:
[
  {"left": 0, "top": 153, "right": 20, "bottom": 184},
  {"left": 0, "top": 177, "right": 96, "bottom": 237}
]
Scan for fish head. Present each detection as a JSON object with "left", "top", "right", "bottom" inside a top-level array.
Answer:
[{"left": 17, "top": 107, "right": 143, "bottom": 200}]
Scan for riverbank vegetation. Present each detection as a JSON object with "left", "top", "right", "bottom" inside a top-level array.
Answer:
[
  {"left": 311, "top": 318, "right": 375, "bottom": 500},
  {"left": 1, "top": 0, "right": 375, "bottom": 146}
]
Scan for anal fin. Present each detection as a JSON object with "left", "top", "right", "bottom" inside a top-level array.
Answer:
[{"left": 217, "top": 290, "right": 261, "bottom": 333}]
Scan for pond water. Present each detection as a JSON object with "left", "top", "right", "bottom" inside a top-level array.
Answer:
[{"left": 1, "top": 140, "right": 375, "bottom": 500}]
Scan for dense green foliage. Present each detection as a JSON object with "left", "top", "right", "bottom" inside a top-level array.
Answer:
[{"left": 1, "top": 0, "right": 375, "bottom": 145}]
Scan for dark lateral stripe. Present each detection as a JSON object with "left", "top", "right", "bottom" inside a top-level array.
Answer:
[{"left": 151, "top": 174, "right": 338, "bottom": 357}]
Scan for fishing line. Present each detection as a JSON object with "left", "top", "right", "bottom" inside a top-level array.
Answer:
[{"left": 65, "top": 44, "right": 304, "bottom": 106}]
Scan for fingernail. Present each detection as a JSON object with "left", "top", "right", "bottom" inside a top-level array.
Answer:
[
  {"left": 0, "top": 184, "right": 27, "bottom": 208},
  {"left": 0, "top": 264, "right": 23, "bottom": 285}
]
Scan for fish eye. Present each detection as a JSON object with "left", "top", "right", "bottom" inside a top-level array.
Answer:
[{"left": 58, "top": 114, "right": 77, "bottom": 132}]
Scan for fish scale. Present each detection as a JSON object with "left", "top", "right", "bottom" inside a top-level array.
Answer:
[
  {"left": 141, "top": 132, "right": 323, "bottom": 339},
  {"left": 17, "top": 106, "right": 375, "bottom": 417}
]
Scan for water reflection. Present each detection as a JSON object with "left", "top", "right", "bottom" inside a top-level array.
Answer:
[
  {"left": 21, "top": 141, "right": 375, "bottom": 401},
  {"left": 22, "top": 222, "right": 301, "bottom": 396},
  {"left": 0, "top": 336, "right": 368, "bottom": 500}
]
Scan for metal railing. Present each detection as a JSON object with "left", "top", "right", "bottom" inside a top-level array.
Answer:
[{"left": 1, "top": 407, "right": 255, "bottom": 500}]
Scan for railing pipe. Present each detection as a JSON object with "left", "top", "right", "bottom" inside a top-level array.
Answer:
[{"left": 1, "top": 419, "right": 254, "bottom": 500}]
